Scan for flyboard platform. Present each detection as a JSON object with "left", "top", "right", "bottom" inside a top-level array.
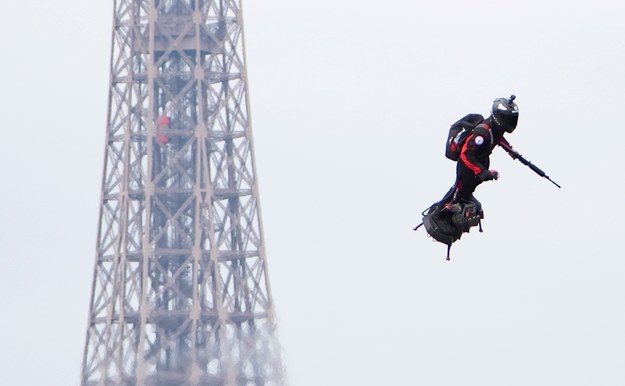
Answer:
[{"left": 414, "top": 202, "right": 484, "bottom": 260}]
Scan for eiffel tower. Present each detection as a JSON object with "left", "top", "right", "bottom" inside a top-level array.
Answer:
[{"left": 81, "top": 1, "right": 284, "bottom": 384}]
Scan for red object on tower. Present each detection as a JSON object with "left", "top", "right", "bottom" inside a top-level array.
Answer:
[
  {"left": 156, "top": 115, "right": 170, "bottom": 144},
  {"left": 156, "top": 115, "right": 170, "bottom": 126}
]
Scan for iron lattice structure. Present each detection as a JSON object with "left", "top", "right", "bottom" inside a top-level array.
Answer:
[{"left": 81, "top": 1, "right": 284, "bottom": 385}]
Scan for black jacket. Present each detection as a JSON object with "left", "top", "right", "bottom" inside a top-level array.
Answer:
[{"left": 459, "top": 120, "right": 509, "bottom": 180}]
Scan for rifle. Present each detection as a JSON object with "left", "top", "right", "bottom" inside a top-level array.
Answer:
[{"left": 498, "top": 142, "right": 561, "bottom": 188}]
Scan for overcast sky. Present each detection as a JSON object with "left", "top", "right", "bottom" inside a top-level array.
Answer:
[{"left": 1, "top": 1, "right": 624, "bottom": 385}]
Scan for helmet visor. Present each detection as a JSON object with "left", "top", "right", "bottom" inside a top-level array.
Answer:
[{"left": 499, "top": 113, "right": 519, "bottom": 132}]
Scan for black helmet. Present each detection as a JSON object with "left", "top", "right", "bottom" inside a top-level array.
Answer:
[{"left": 491, "top": 95, "right": 519, "bottom": 133}]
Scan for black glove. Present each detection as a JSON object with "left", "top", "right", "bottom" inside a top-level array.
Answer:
[{"left": 478, "top": 169, "right": 499, "bottom": 182}]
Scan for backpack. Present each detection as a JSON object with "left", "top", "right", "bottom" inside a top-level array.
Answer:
[{"left": 445, "top": 113, "right": 484, "bottom": 161}]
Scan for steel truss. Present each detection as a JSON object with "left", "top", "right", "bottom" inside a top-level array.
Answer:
[{"left": 81, "top": 1, "right": 284, "bottom": 385}]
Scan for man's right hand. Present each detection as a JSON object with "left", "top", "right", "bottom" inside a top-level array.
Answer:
[{"left": 479, "top": 169, "right": 499, "bottom": 181}]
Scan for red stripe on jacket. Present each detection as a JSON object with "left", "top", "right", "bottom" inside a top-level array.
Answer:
[
  {"left": 459, "top": 122, "right": 491, "bottom": 176},
  {"left": 460, "top": 133, "right": 484, "bottom": 175}
]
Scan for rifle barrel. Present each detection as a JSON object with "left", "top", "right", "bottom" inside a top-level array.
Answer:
[{"left": 498, "top": 143, "right": 561, "bottom": 188}]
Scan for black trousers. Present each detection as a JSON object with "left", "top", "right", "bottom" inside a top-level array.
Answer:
[{"left": 439, "top": 160, "right": 487, "bottom": 207}]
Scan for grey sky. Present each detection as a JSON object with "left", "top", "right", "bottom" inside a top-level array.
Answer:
[{"left": 1, "top": 1, "right": 624, "bottom": 385}]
